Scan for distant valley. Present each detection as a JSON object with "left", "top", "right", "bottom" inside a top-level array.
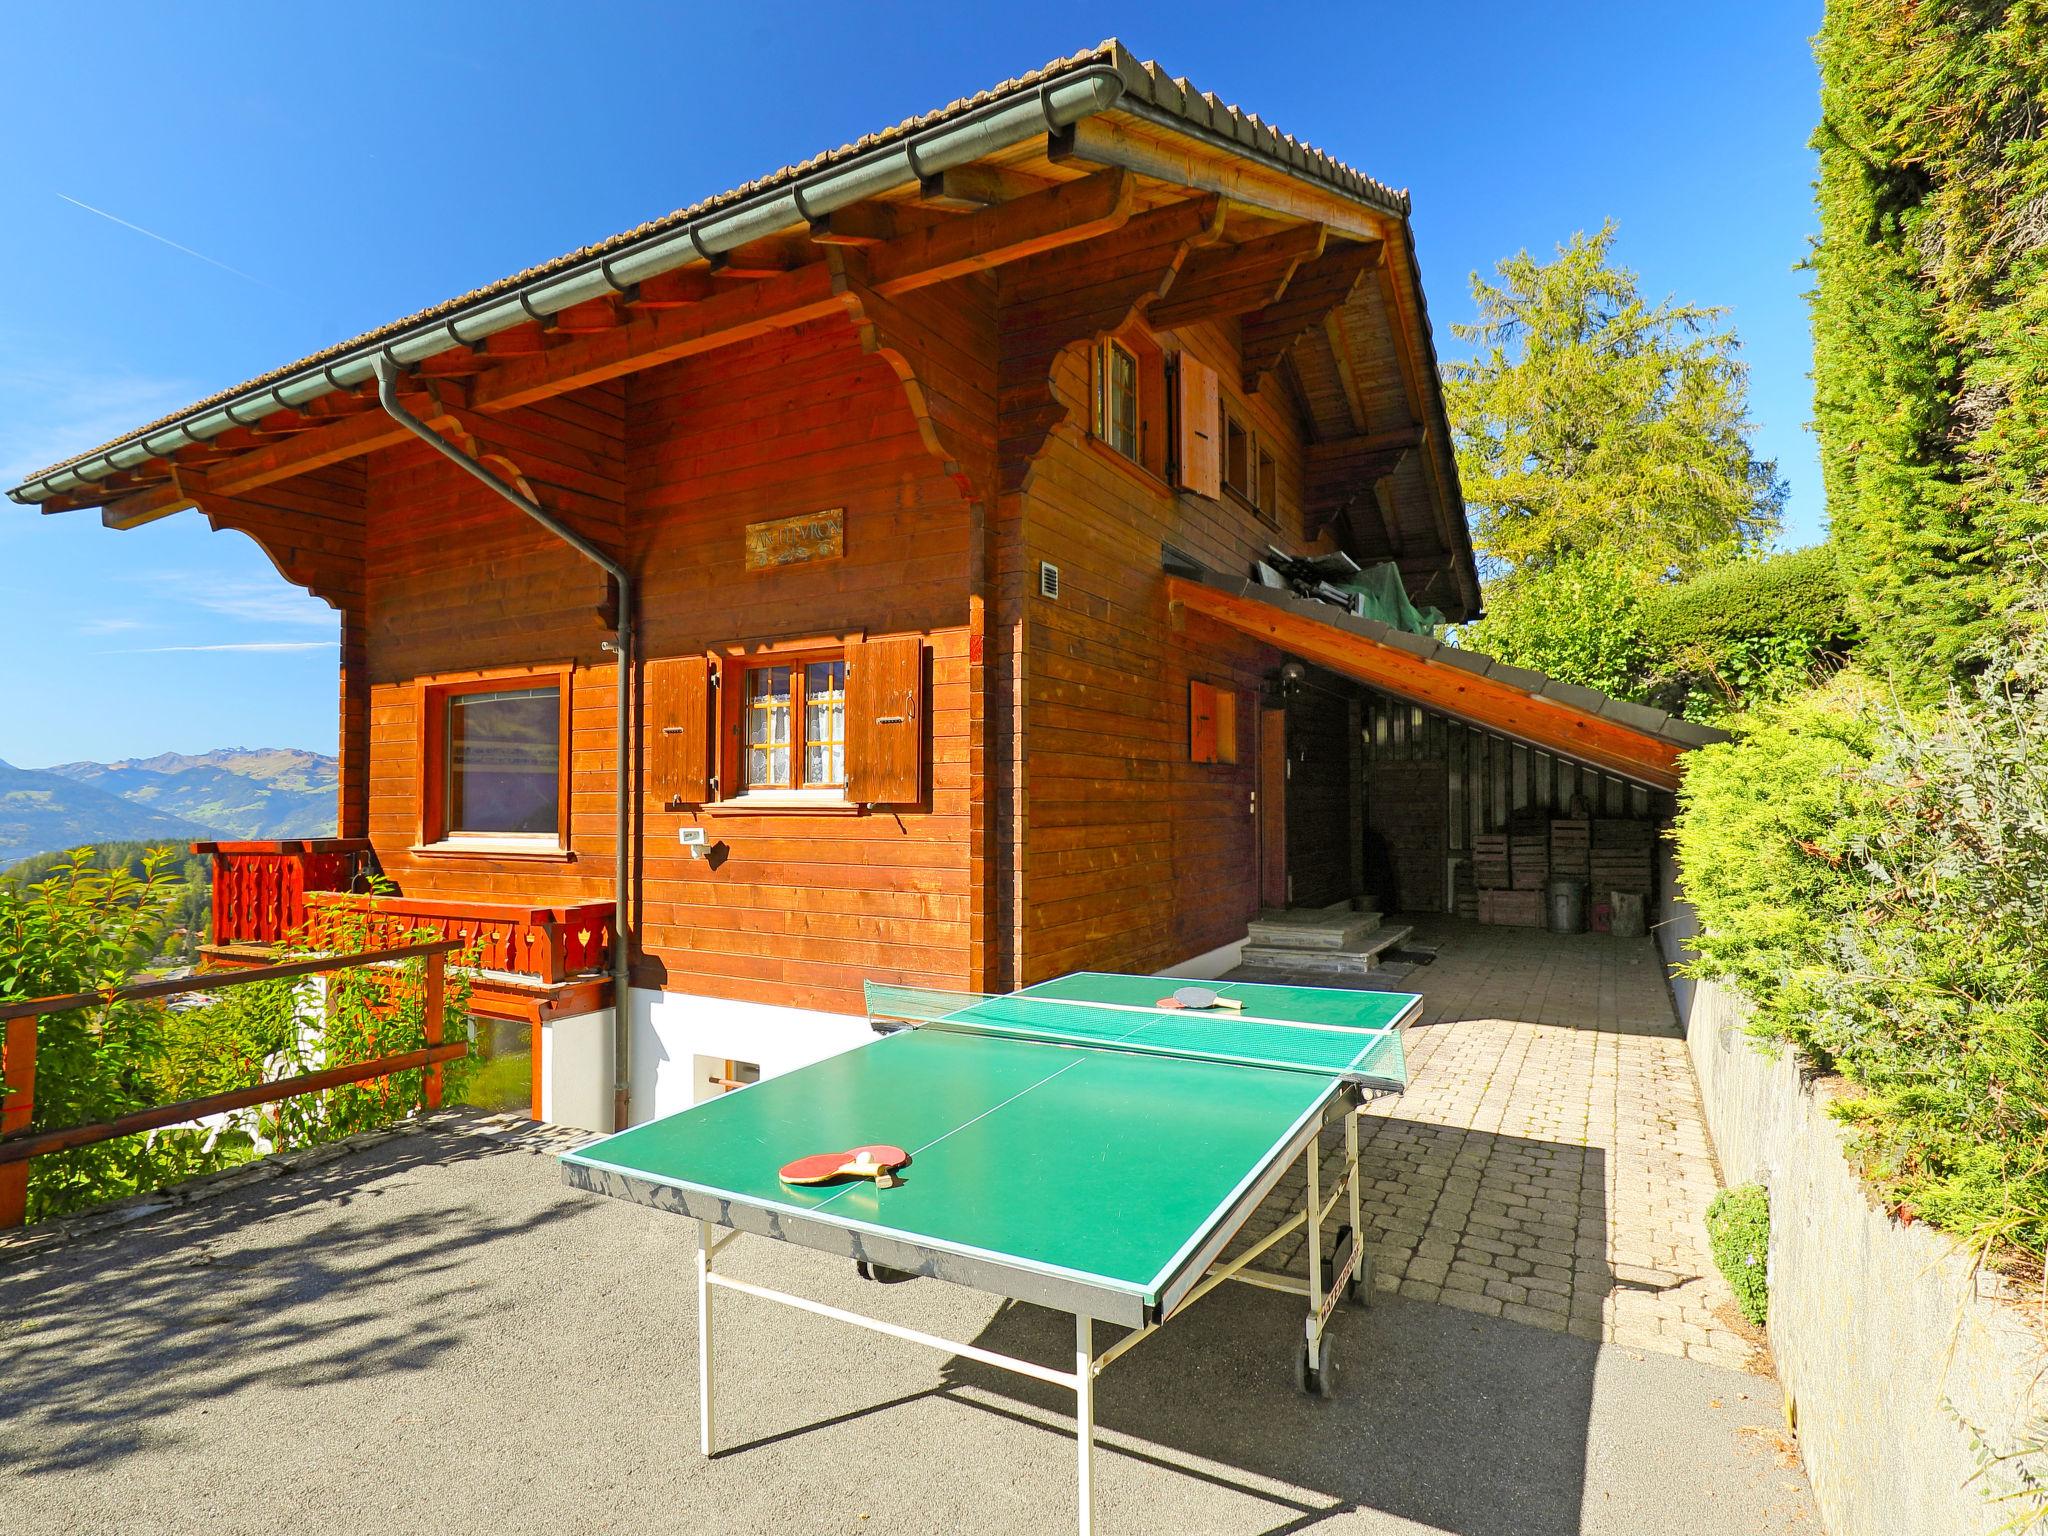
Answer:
[{"left": 0, "top": 748, "right": 337, "bottom": 867}]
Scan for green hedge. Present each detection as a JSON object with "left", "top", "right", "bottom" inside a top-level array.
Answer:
[
  {"left": 1641, "top": 545, "right": 1854, "bottom": 654},
  {"left": 1811, "top": 2, "right": 2048, "bottom": 698},
  {"left": 1706, "top": 1184, "right": 1770, "bottom": 1327}
]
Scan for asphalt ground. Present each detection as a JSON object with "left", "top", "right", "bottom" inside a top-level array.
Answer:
[{"left": 0, "top": 1117, "right": 1815, "bottom": 1535}]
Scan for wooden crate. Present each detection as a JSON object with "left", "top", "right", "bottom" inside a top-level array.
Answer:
[
  {"left": 1549, "top": 818, "right": 1591, "bottom": 877},
  {"left": 1478, "top": 888, "right": 1545, "bottom": 928},
  {"left": 1473, "top": 833, "right": 1511, "bottom": 891}
]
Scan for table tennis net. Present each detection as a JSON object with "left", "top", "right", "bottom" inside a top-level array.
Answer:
[{"left": 864, "top": 983, "right": 1406, "bottom": 1087}]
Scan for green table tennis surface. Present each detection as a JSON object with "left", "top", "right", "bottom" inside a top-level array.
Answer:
[{"left": 562, "top": 973, "right": 1419, "bottom": 1306}]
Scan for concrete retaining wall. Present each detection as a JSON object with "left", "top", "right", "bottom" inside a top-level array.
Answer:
[{"left": 1659, "top": 857, "right": 2047, "bottom": 1536}]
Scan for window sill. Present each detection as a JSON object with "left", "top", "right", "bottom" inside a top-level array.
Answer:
[
  {"left": 410, "top": 840, "right": 576, "bottom": 862},
  {"left": 1222, "top": 485, "right": 1273, "bottom": 523},
  {"left": 1080, "top": 434, "right": 1172, "bottom": 496},
  {"left": 702, "top": 795, "right": 863, "bottom": 817}
]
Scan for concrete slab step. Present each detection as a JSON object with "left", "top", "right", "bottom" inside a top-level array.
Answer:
[
  {"left": 1239, "top": 923, "right": 1414, "bottom": 975},
  {"left": 1245, "top": 907, "right": 1384, "bottom": 950}
]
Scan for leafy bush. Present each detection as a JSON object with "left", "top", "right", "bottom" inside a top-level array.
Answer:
[
  {"left": 1675, "top": 582, "right": 2048, "bottom": 1263},
  {"left": 1672, "top": 677, "right": 1884, "bottom": 1033},
  {"left": 0, "top": 846, "right": 474, "bottom": 1223},
  {"left": 1454, "top": 550, "right": 1659, "bottom": 701},
  {"left": 1706, "top": 1184, "right": 1770, "bottom": 1327}
]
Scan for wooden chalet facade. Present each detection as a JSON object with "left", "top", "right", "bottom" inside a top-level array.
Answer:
[{"left": 10, "top": 45, "right": 1709, "bottom": 1130}]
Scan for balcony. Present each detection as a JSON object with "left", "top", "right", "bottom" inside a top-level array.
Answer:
[{"left": 193, "top": 842, "right": 614, "bottom": 1119}]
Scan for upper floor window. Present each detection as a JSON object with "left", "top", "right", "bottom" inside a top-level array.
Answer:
[
  {"left": 1097, "top": 339, "right": 1140, "bottom": 461},
  {"left": 1222, "top": 408, "right": 1255, "bottom": 504}
]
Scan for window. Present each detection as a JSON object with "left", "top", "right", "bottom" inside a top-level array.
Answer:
[
  {"left": 1222, "top": 408, "right": 1254, "bottom": 503},
  {"left": 448, "top": 686, "right": 560, "bottom": 834},
  {"left": 1095, "top": 339, "right": 1140, "bottom": 462},
  {"left": 737, "top": 656, "right": 846, "bottom": 793},
  {"left": 419, "top": 669, "right": 570, "bottom": 851}
]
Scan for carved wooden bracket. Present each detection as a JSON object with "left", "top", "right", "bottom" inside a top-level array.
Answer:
[
  {"left": 996, "top": 194, "right": 1225, "bottom": 495},
  {"left": 169, "top": 464, "right": 365, "bottom": 612},
  {"left": 1242, "top": 239, "right": 1385, "bottom": 396}
]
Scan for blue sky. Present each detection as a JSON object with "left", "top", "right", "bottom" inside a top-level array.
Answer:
[{"left": 0, "top": 0, "right": 1824, "bottom": 766}]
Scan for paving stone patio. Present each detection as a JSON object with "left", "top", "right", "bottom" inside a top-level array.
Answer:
[{"left": 1230, "top": 916, "right": 1755, "bottom": 1371}]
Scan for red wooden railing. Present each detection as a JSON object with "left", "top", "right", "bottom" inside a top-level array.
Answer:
[
  {"left": 0, "top": 938, "right": 463, "bottom": 1229},
  {"left": 197, "top": 843, "right": 612, "bottom": 984},
  {"left": 304, "top": 894, "right": 613, "bottom": 984},
  {"left": 195, "top": 839, "right": 371, "bottom": 946}
]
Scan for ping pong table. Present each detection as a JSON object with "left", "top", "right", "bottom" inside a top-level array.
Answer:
[{"left": 560, "top": 970, "right": 1420, "bottom": 1534}]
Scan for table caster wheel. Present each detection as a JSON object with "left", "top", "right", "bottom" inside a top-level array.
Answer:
[
  {"left": 855, "top": 1259, "right": 874, "bottom": 1281},
  {"left": 1330, "top": 1225, "right": 1366, "bottom": 1307},
  {"left": 856, "top": 1258, "right": 915, "bottom": 1284},
  {"left": 1295, "top": 1335, "right": 1337, "bottom": 1397}
]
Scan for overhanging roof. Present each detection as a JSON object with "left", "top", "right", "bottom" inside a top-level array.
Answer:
[
  {"left": 7, "top": 40, "right": 1417, "bottom": 506},
  {"left": 1165, "top": 565, "right": 1725, "bottom": 792}
]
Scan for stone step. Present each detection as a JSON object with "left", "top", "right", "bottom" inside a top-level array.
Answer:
[
  {"left": 1238, "top": 923, "right": 1414, "bottom": 976},
  {"left": 1245, "top": 906, "right": 1384, "bottom": 951}
]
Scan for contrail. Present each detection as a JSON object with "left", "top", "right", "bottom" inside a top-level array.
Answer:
[
  {"left": 55, "top": 193, "right": 274, "bottom": 288},
  {"left": 105, "top": 641, "right": 333, "bottom": 654}
]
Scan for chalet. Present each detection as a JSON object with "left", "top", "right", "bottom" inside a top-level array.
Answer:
[{"left": 9, "top": 43, "right": 1717, "bottom": 1133}]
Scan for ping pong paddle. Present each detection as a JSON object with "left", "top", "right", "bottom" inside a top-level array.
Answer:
[
  {"left": 778, "top": 1144, "right": 910, "bottom": 1188},
  {"left": 1154, "top": 986, "right": 1248, "bottom": 1011}
]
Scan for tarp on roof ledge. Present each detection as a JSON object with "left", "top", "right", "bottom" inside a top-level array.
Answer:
[{"left": 1165, "top": 559, "right": 1725, "bottom": 793}]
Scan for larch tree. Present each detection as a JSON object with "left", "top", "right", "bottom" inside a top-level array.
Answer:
[{"left": 1445, "top": 221, "right": 1787, "bottom": 584}]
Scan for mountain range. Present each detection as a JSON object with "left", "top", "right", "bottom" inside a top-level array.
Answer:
[{"left": 0, "top": 748, "right": 337, "bottom": 867}]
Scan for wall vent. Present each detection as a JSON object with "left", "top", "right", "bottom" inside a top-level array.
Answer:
[{"left": 1039, "top": 562, "right": 1061, "bottom": 600}]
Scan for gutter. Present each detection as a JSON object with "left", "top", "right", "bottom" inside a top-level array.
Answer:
[
  {"left": 13, "top": 63, "right": 1128, "bottom": 506},
  {"left": 371, "top": 358, "right": 639, "bottom": 1130}
]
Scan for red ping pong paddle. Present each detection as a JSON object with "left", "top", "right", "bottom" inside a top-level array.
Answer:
[{"left": 778, "top": 1144, "right": 910, "bottom": 1188}]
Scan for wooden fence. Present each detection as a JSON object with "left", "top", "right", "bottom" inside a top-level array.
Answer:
[{"left": 0, "top": 937, "right": 463, "bottom": 1229}]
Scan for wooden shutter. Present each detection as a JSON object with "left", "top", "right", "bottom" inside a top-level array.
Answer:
[
  {"left": 647, "top": 655, "right": 712, "bottom": 804},
  {"left": 846, "top": 635, "right": 924, "bottom": 805},
  {"left": 1214, "top": 689, "right": 1238, "bottom": 765},
  {"left": 1190, "top": 679, "right": 1219, "bottom": 763},
  {"left": 1175, "top": 353, "right": 1221, "bottom": 499}
]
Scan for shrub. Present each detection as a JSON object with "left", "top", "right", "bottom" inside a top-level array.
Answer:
[
  {"left": 1676, "top": 574, "right": 2048, "bottom": 1264},
  {"left": 0, "top": 847, "right": 475, "bottom": 1223},
  {"left": 1454, "top": 550, "right": 1659, "bottom": 702},
  {"left": 1642, "top": 545, "right": 1856, "bottom": 715},
  {"left": 1706, "top": 1184, "right": 1770, "bottom": 1327},
  {"left": 1671, "top": 676, "right": 1886, "bottom": 1044}
]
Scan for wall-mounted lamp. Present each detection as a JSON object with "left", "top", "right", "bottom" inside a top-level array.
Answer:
[
  {"left": 1266, "top": 660, "right": 1308, "bottom": 703},
  {"left": 680, "top": 826, "right": 711, "bottom": 861}
]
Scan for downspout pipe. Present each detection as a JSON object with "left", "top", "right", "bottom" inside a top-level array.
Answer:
[{"left": 372, "top": 355, "right": 637, "bottom": 1131}]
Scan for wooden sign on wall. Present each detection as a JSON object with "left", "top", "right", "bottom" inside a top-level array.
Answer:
[{"left": 745, "top": 508, "right": 844, "bottom": 571}]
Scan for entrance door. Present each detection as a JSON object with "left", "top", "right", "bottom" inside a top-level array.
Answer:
[{"left": 1258, "top": 705, "right": 1288, "bottom": 908}]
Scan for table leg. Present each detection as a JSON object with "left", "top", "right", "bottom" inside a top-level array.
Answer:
[
  {"left": 697, "top": 1218, "right": 717, "bottom": 1457},
  {"left": 1305, "top": 1139, "right": 1323, "bottom": 1345},
  {"left": 1075, "top": 1314, "right": 1096, "bottom": 1535},
  {"left": 1346, "top": 1111, "right": 1367, "bottom": 1300}
]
